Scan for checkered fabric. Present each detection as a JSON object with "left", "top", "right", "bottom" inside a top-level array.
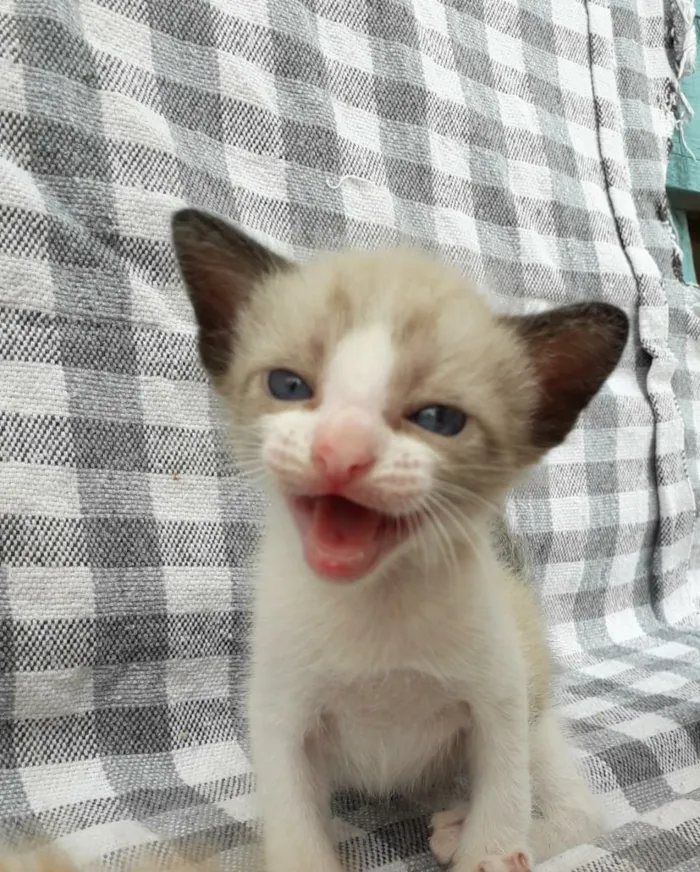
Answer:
[{"left": 2, "top": 0, "right": 700, "bottom": 869}]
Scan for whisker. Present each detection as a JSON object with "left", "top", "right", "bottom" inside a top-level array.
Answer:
[
  {"left": 428, "top": 492, "right": 493, "bottom": 579},
  {"left": 422, "top": 493, "right": 462, "bottom": 578},
  {"left": 432, "top": 476, "right": 500, "bottom": 504},
  {"left": 434, "top": 482, "right": 501, "bottom": 515}
]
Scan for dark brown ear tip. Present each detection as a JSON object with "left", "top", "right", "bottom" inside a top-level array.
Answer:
[
  {"left": 560, "top": 302, "right": 628, "bottom": 352},
  {"left": 590, "top": 301, "right": 628, "bottom": 325},
  {"left": 592, "top": 302, "right": 629, "bottom": 348},
  {"left": 172, "top": 208, "right": 197, "bottom": 229},
  {"left": 171, "top": 210, "right": 289, "bottom": 274},
  {"left": 172, "top": 208, "right": 198, "bottom": 225},
  {"left": 171, "top": 208, "right": 218, "bottom": 242}
]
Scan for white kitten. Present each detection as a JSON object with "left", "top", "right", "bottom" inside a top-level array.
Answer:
[{"left": 172, "top": 210, "right": 628, "bottom": 872}]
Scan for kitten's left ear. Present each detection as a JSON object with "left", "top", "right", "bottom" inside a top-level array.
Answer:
[
  {"left": 503, "top": 302, "right": 629, "bottom": 452},
  {"left": 172, "top": 209, "right": 289, "bottom": 379}
]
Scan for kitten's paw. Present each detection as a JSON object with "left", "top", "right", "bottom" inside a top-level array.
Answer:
[
  {"left": 430, "top": 821, "right": 462, "bottom": 865},
  {"left": 473, "top": 851, "right": 531, "bottom": 872},
  {"left": 429, "top": 804, "right": 468, "bottom": 865}
]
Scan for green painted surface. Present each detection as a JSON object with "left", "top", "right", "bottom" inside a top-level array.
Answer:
[
  {"left": 671, "top": 208, "right": 698, "bottom": 283},
  {"left": 667, "top": 14, "right": 700, "bottom": 199},
  {"left": 666, "top": 7, "right": 699, "bottom": 282}
]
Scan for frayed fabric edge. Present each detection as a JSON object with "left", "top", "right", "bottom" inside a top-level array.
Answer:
[
  {"left": 669, "top": 0, "right": 696, "bottom": 153},
  {"left": 663, "top": 0, "right": 697, "bottom": 279}
]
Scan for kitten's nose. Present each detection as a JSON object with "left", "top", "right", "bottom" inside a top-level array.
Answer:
[{"left": 311, "top": 408, "right": 379, "bottom": 489}]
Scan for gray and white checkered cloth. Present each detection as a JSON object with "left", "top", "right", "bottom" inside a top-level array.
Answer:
[{"left": 2, "top": 0, "right": 700, "bottom": 869}]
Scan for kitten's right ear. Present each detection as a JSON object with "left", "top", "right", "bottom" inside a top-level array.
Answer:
[{"left": 171, "top": 209, "right": 289, "bottom": 378}]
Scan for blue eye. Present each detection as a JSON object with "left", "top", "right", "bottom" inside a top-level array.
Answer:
[
  {"left": 408, "top": 405, "right": 467, "bottom": 436},
  {"left": 267, "top": 369, "right": 313, "bottom": 401}
]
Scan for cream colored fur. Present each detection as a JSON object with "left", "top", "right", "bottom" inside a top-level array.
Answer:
[
  {"left": 234, "top": 254, "right": 600, "bottom": 872},
  {"left": 0, "top": 850, "right": 228, "bottom": 872},
  {"left": 249, "top": 508, "right": 600, "bottom": 872},
  {"left": 170, "top": 214, "right": 628, "bottom": 872}
]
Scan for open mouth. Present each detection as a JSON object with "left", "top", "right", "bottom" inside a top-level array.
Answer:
[{"left": 289, "top": 495, "right": 415, "bottom": 582}]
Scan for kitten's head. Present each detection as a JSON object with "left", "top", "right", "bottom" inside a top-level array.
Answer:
[{"left": 173, "top": 210, "right": 628, "bottom": 583}]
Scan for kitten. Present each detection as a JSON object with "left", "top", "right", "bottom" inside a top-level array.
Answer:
[{"left": 172, "top": 210, "right": 628, "bottom": 872}]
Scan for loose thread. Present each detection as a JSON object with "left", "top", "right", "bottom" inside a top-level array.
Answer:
[
  {"left": 325, "top": 174, "right": 373, "bottom": 189},
  {"left": 671, "top": 10, "right": 697, "bottom": 161},
  {"left": 678, "top": 122, "right": 697, "bottom": 161}
]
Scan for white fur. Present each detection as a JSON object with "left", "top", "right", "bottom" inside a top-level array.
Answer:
[
  {"left": 261, "top": 325, "right": 438, "bottom": 516},
  {"left": 430, "top": 710, "right": 604, "bottom": 866},
  {"left": 262, "top": 402, "right": 437, "bottom": 516},
  {"left": 247, "top": 325, "right": 601, "bottom": 872},
  {"left": 322, "top": 323, "right": 394, "bottom": 412}
]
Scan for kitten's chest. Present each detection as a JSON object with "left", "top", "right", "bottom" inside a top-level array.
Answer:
[{"left": 317, "top": 669, "right": 469, "bottom": 792}]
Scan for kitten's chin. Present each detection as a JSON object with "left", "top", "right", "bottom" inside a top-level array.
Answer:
[{"left": 288, "top": 495, "right": 416, "bottom": 582}]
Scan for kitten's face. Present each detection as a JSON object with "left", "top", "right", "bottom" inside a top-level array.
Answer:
[
  {"left": 220, "top": 252, "right": 537, "bottom": 582},
  {"left": 173, "top": 210, "right": 629, "bottom": 583}
]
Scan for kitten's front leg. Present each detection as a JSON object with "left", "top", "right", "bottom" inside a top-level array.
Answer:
[
  {"left": 250, "top": 702, "right": 343, "bottom": 872},
  {"left": 453, "top": 688, "right": 533, "bottom": 872}
]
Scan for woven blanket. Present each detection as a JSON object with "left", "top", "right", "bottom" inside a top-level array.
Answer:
[{"left": 2, "top": 0, "right": 700, "bottom": 870}]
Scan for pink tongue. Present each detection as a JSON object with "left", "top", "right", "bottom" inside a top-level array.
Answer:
[{"left": 304, "top": 496, "right": 383, "bottom": 581}]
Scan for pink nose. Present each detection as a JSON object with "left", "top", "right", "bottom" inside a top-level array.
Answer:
[{"left": 311, "top": 408, "right": 378, "bottom": 488}]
